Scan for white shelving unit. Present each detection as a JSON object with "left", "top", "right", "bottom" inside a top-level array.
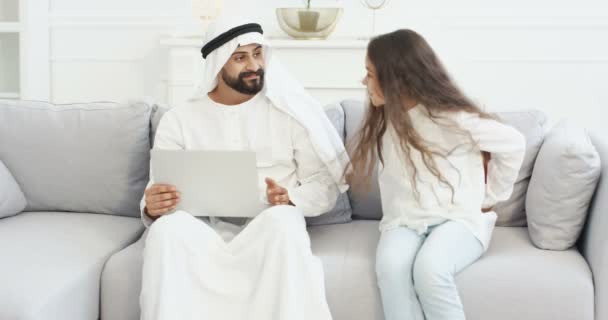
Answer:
[
  {"left": 0, "top": 0, "right": 21, "bottom": 99},
  {"left": 0, "top": 0, "right": 50, "bottom": 101}
]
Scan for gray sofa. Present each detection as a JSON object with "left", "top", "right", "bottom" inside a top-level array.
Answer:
[{"left": 0, "top": 99, "right": 606, "bottom": 320}]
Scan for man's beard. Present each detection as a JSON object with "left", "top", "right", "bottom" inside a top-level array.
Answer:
[{"left": 221, "top": 68, "right": 265, "bottom": 95}]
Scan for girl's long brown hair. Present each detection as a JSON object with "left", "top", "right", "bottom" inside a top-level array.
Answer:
[{"left": 347, "top": 29, "right": 493, "bottom": 200}]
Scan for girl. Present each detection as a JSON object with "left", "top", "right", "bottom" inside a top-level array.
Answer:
[{"left": 348, "top": 29, "right": 525, "bottom": 320}]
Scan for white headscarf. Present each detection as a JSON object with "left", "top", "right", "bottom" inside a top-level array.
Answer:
[{"left": 193, "top": 15, "right": 349, "bottom": 193}]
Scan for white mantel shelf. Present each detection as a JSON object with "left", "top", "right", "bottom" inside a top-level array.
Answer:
[
  {"left": 160, "top": 35, "right": 367, "bottom": 107},
  {"left": 160, "top": 36, "right": 368, "bottom": 49},
  {"left": 0, "top": 92, "right": 20, "bottom": 99},
  {"left": 0, "top": 22, "right": 20, "bottom": 33}
]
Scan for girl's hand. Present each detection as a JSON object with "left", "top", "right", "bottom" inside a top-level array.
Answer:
[{"left": 482, "top": 151, "right": 491, "bottom": 184}]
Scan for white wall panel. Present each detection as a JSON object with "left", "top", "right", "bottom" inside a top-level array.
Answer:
[{"left": 43, "top": 0, "right": 608, "bottom": 132}]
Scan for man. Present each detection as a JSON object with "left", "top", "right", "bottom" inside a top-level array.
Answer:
[{"left": 139, "top": 16, "right": 349, "bottom": 320}]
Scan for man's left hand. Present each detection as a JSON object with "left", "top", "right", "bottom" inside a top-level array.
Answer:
[{"left": 265, "top": 178, "right": 293, "bottom": 206}]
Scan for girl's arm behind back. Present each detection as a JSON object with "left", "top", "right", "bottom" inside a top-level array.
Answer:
[{"left": 455, "top": 112, "right": 526, "bottom": 210}]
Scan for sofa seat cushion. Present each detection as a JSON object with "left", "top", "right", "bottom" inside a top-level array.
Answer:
[
  {"left": 310, "top": 222, "right": 593, "bottom": 320},
  {"left": 0, "top": 212, "right": 143, "bottom": 320},
  {"left": 101, "top": 230, "right": 148, "bottom": 320},
  {"left": 457, "top": 227, "right": 594, "bottom": 320},
  {"left": 309, "top": 221, "right": 384, "bottom": 320},
  {"left": 99, "top": 221, "right": 593, "bottom": 320},
  {"left": 101, "top": 223, "right": 381, "bottom": 320}
]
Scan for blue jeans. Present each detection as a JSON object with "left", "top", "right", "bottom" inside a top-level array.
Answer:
[{"left": 376, "top": 221, "right": 483, "bottom": 320}]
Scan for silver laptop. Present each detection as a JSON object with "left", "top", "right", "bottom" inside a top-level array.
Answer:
[{"left": 151, "top": 149, "right": 269, "bottom": 217}]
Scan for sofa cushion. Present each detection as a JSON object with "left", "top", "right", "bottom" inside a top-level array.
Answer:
[
  {"left": 311, "top": 221, "right": 384, "bottom": 320},
  {"left": 0, "top": 211, "right": 143, "bottom": 320},
  {"left": 341, "top": 100, "right": 383, "bottom": 220},
  {"left": 101, "top": 231, "right": 147, "bottom": 320},
  {"left": 0, "top": 100, "right": 152, "bottom": 217},
  {"left": 100, "top": 222, "right": 380, "bottom": 320},
  {"left": 305, "top": 102, "right": 353, "bottom": 226},
  {"left": 149, "top": 101, "right": 169, "bottom": 148},
  {"left": 494, "top": 110, "right": 548, "bottom": 226},
  {"left": 312, "top": 222, "right": 593, "bottom": 320},
  {"left": 457, "top": 228, "right": 593, "bottom": 320},
  {"left": 0, "top": 159, "right": 26, "bottom": 218},
  {"left": 581, "top": 132, "right": 608, "bottom": 320},
  {"left": 526, "top": 121, "right": 600, "bottom": 250},
  {"left": 99, "top": 220, "right": 593, "bottom": 320}
]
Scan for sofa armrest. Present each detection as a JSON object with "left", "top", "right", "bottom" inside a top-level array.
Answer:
[{"left": 581, "top": 132, "right": 608, "bottom": 320}]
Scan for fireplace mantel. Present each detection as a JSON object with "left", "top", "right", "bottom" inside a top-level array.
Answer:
[{"left": 160, "top": 36, "right": 367, "bottom": 107}]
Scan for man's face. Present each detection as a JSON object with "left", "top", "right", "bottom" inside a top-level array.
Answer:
[{"left": 220, "top": 43, "right": 265, "bottom": 95}]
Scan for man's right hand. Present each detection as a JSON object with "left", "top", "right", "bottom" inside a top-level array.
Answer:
[{"left": 144, "top": 184, "right": 181, "bottom": 219}]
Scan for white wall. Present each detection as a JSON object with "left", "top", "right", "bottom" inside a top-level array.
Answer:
[
  {"left": 227, "top": 0, "right": 608, "bottom": 130},
  {"left": 48, "top": 0, "right": 195, "bottom": 104},
  {"left": 47, "top": 0, "right": 608, "bottom": 131}
]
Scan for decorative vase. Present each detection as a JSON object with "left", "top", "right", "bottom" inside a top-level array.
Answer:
[
  {"left": 276, "top": 7, "right": 343, "bottom": 40},
  {"left": 297, "top": 10, "right": 321, "bottom": 32}
]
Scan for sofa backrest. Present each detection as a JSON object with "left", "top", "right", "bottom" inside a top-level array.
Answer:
[
  {"left": 341, "top": 100, "right": 384, "bottom": 220},
  {"left": 339, "top": 99, "right": 548, "bottom": 223},
  {"left": 492, "top": 110, "right": 548, "bottom": 226},
  {"left": 150, "top": 102, "right": 170, "bottom": 148},
  {"left": 0, "top": 99, "right": 153, "bottom": 217}
]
